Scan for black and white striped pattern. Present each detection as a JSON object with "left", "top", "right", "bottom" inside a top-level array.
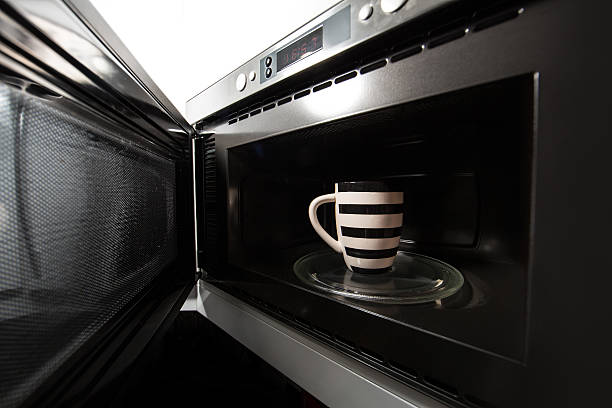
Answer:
[{"left": 335, "top": 183, "right": 403, "bottom": 274}]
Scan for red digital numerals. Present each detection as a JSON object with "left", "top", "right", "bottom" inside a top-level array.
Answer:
[{"left": 277, "top": 28, "right": 322, "bottom": 71}]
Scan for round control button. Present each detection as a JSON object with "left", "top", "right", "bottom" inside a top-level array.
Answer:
[
  {"left": 359, "top": 4, "right": 374, "bottom": 21},
  {"left": 381, "top": 0, "right": 409, "bottom": 14},
  {"left": 265, "top": 67, "right": 272, "bottom": 78},
  {"left": 265, "top": 56, "right": 272, "bottom": 67},
  {"left": 249, "top": 71, "right": 256, "bottom": 81},
  {"left": 235, "top": 73, "right": 247, "bottom": 92}
]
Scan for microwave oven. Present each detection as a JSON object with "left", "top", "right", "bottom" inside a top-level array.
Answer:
[{"left": 0, "top": 0, "right": 610, "bottom": 407}]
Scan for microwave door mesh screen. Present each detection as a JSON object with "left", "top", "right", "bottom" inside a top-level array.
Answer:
[{"left": 0, "top": 81, "right": 177, "bottom": 408}]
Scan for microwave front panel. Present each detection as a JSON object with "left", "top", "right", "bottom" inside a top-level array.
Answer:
[
  {"left": 192, "top": 1, "right": 612, "bottom": 407},
  {"left": 186, "top": 0, "right": 456, "bottom": 124}
]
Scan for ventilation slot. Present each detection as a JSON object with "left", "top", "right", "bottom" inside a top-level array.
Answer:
[
  {"left": 263, "top": 103, "right": 275, "bottom": 111},
  {"left": 427, "top": 18, "right": 469, "bottom": 49},
  {"left": 334, "top": 71, "right": 357, "bottom": 84},
  {"left": 390, "top": 45, "right": 423, "bottom": 63},
  {"left": 227, "top": 118, "right": 237, "bottom": 125},
  {"left": 294, "top": 89, "right": 310, "bottom": 100},
  {"left": 313, "top": 81, "right": 332, "bottom": 92},
  {"left": 472, "top": 6, "right": 524, "bottom": 32},
  {"left": 360, "top": 60, "right": 387, "bottom": 75},
  {"left": 238, "top": 113, "right": 248, "bottom": 121},
  {"left": 250, "top": 108, "right": 261, "bottom": 117},
  {"left": 278, "top": 96, "right": 292, "bottom": 106},
  {"left": 391, "top": 34, "right": 425, "bottom": 53},
  {"left": 203, "top": 136, "right": 218, "bottom": 270}
]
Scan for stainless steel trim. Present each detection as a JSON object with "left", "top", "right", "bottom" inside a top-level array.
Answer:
[
  {"left": 202, "top": 4, "right": 537, "bottom": 150},
  {"left": 180, "top": 284, "right": 197, "bottom": 312},
  {"left": 191, "top": 137, "right": 200, "bottom": 272},
  {"left": 1, "top": 0, "right": 192, "bottom": 151},
  {"left": 185, "top": 0, "right": 455, "bottom": 123},
  {"left": 62, "top": 0, "right": 193, "bottom": 134},
  {"left": 195, "top": 280, "right": 449, "bottom": 408}
]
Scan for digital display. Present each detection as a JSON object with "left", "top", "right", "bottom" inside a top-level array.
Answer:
[{"left": 276, "top": 27, "right": 323, "bottom": 72}]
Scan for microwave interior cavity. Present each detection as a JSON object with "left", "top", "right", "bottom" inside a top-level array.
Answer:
[{"left": 217, "top": 74, "right": 536, "bottom": 363}]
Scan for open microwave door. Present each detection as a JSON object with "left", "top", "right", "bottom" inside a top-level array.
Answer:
[{"left": 0, "top": 0, "right": 196, "bottom": 406}]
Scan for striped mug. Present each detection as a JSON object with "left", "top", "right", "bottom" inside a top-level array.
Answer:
[{"left": 308, "top": 181, "right": 403, "bottom": 274}]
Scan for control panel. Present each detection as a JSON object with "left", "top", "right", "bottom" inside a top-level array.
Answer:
[
  {"left": 187, "top": 0, "right": 455, "bottom": 123},
  {"left": 259, "top": 7, "right": 350, "bottom": 84}
]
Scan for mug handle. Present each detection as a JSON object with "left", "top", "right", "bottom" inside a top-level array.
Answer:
[{"left": 308, "top": 194, "right": 342, "bottom": 253}]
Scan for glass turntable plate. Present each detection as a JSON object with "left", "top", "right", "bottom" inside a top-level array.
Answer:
[{"left": 294, "top": 249, "right": 464, "bottom": 304}]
